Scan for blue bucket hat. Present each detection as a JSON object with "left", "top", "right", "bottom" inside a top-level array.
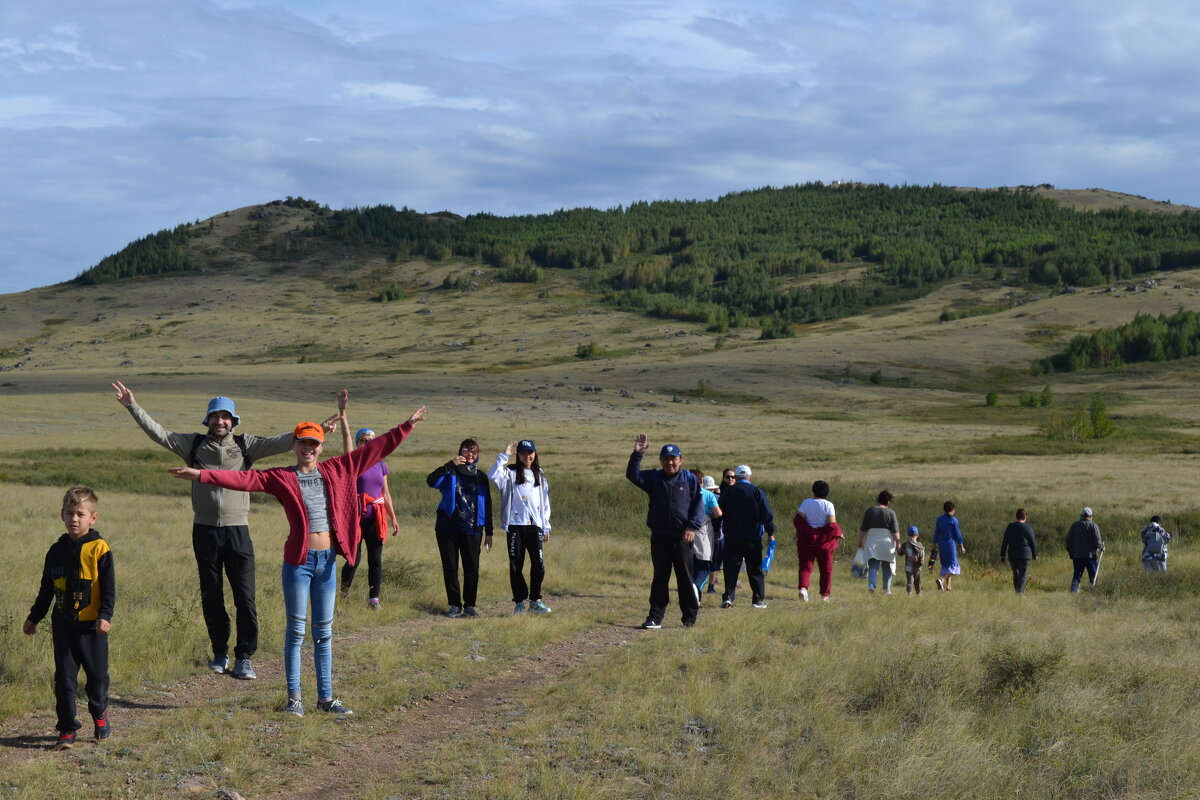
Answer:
[
  {"left": 660, "top": 443, "right": 682, "bottom": 457},
  {"left": 517, "top": 439, "right": 536, "bottom": 452},
  {"left": 202, "top": 396, "right": 240, "bottom": 427},
  {"left": 355, "top": 428, "right": 375, "bottom": 444}
]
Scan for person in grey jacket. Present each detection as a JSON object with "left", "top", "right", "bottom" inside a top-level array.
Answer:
[
  {"left": 1064, "top": 506, "right": 1104, "bottom": 592},
  {"left": 112, "top": 380, "right": 336, "bottom": 679},
  {"left": 998, "top": 508, "right": 1038, "bottom": 594}
]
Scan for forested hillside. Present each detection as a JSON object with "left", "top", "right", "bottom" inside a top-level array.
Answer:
[{"left": 74, "top": 184, "right": 1200, "bottom": 337}]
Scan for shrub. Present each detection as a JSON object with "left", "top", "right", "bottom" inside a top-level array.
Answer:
[
  {"left": 1019, "top": 392, "right": 1038, "bottom": 408},
  {"left": 981, "top": 645, "right": 1064, "bottom": 697},
  {"left": 869, "top": 369, "right": 883, "bottom": 385},
  {"left": 499, "top": 264, "right": 544, "bottom": 283},
  {"left": 575, "top": 341, "right": 607, "bottom": 359},
  {"left": 375, "top": 285, "right": 405, "bottom": 302},
  {"left": 985, "top": 391, "right": 999, "bottom": 407},
  {"left": 1039, "top": 385, "right": 1054, "bottom": 407}
]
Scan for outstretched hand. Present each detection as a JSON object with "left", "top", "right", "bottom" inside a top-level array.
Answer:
[
  {"left": 406, "top": 406, "right": 427, "bottom": 426},
  {"left": 633, "top": 433, "right": 649, "bottom": 454},
  {"left": 111, "top": 380, "right": 134, "bottom": 408},
  {"left": 168, "top": 467, "right": 201, "bottom": 481},
  {"left": 321, "top": 413, "right": 340, "bottom": 434},
  {"left": 505, "top": 440, "right": 517, "bottom": 456}
]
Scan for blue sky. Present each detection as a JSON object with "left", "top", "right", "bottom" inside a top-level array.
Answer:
[{"left": 2, "top": 0, "right": 1198, "bottom": 293}]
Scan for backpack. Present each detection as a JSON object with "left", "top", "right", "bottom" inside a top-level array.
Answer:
[
  {"left": 1143, "top": 524, "right": 1168, "bottom": 558},
  {"left": 188, "top": 433, "right": 253, "bottom": 469}
]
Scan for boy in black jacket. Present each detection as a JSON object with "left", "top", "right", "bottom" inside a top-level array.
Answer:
[{"left": 23, "top": 486, "right": 115, "bottom": 750}]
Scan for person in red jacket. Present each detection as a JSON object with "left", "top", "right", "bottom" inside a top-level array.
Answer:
[
  {"left": 793, "top": 480, "right": 843, "bottom": 602},
  {"left": 170, "top": 401, "right": 426, "bottom": 718}
]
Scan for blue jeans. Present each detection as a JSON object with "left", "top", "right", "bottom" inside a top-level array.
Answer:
[
  {"left": 867, "top": 559, "right": 894, "bottom": 592},
  {"left": 1070, "top": 558, "right": 1098, "bottom": 591},
  {"left": 282, "top": 549, "right": 336, "bottom": 700}
]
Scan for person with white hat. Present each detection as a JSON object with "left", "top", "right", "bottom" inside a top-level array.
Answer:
[
  {"left": 1065, "top": 507, "right": 1104, "bottom": 592},
  {"left": 717, "top": 464, "right": 776, "bottom": 609}
]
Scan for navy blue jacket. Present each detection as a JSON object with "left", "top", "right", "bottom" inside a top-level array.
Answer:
[
  {"left": 427, "top": 462, "right": 494, "bottom": 536},
  {"left": 717, "top": 479, "right": 775, "bottom": 540},
  {"left": 626, "top": 451, "right": 705, "bottom": 538}
]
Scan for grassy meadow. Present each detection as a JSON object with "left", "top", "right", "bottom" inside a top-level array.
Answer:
[{"left": 5, "top": 222, "right": 1200, "bottom": 797}]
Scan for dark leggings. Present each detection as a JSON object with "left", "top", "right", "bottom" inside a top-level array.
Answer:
[{"left": 341, "top": 516, "right": 384, "bottom": 598}]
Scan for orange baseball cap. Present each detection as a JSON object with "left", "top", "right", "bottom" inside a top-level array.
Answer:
[{"left": 293, "top": 421, "right": 325, "bottom": 442}]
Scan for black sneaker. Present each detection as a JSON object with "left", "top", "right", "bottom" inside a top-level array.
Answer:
[
  {"left": 640, "top": 618, "right": 662, "bottom": 630},
  {"left": 54, "top": 731, "right": 77, "bottom": 750},
  {"left": 445, "top": 605, "right": 464, "bottom": 618},
  {"left": 463, "top": 606, "right": 480, "bottom": 617},
  {"left": 682, "top": 619, "right": 696, "bottom": 628},
  {"left": 720, "top": 599, "right": 732, "bottom": 609},
  {"left": 317, "top": 698, "right": 353, "bottom": 716},
  {"left": 93, "top": 717, "right": 110, "bottom": 740}
]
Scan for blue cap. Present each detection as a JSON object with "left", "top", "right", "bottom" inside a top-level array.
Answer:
[
  {"left": 660, "top": 443, "right": 682, "bottom": 457},
  {"left": 907, "top": 525, "right": 919, "bottom": 536},
  {"left": 355, "top": 428, "right": 375, "bottom": 444},
  {"left": 517, "top": 439, "right": 536, "bottom": 452},
  {"left": 202, "top": 396, "right": 240, "bottom": 427}
]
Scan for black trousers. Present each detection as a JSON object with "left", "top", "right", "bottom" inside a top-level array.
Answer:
[
  {"left": 341, "top": 516, "right": 385, "bottom": 598},
  {"left": 1010, "top": 559, "right": 1031, "bottom": 593},
  {"left": 192, "top": 524, "right": 257, "bottom": 659},
  {"left": 507, "top": 525, "right": 545, "bottom": 603},
  {"left": 648, "top": 535, "right": 698, "bottom": 625},
  {"left": 435, "top": 528, "right": 482, "bottom": 608},
  {"left": 722, "top": 537, "right": 765, "bottom": 604},
  {"left": 53, "top": 627, "right": 109, "bottom": 732}
]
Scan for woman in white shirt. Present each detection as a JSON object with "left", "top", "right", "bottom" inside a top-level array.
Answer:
[{"left": 488, "top": 440, "right": 552, "bottom": 615}]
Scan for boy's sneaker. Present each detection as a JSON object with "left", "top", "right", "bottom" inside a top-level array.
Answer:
[
  {"left": 209, "top": 652, "right": 229, "bottom": 674},
  {"left": 720, "top": 599, "right": 732, "bottom": 608},
  {"left": 230, "top": 657, "right": 257, "bottom": 680},
  {"left": 283, "top": 698, "right": 304, "bottom": 717},
  {"left": 93, "top": 717, "right": 110, "bottom": 740},
  {"left": 530, "top": 599, "right": 552, "bottom": 615},
  {"left": 640, "top": 618, "right": 662, "bottom": 630},
  {"left": 54, "top": 731, "right": 77, "bottom": 750},
  {"left": 368, "top": 598, "right": 381, "bottom": 611},
  {"left": 514, "top": 601, "right": 526, "bottom": 615},
  {"left": 936, "top": 578, "right": 945, "bottom": 591},
  {"left": 799, "top": 588, "right": 809, "bottom": 603},
  {"left": 751, "top": 601, "right": 768, "bottom": 609},
  {"left": 445, "top": 605, "right": 463, "bottom": 618},
  {"left": 463, "top": 606, "right": 479, "bottom": 617},
  {"left": 317, "top": 698, "right": 353, "bottom": 716}
]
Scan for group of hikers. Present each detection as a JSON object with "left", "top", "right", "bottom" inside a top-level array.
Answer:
[{"left": 22, "top": 386, "right": 1175, "bottom": 749}]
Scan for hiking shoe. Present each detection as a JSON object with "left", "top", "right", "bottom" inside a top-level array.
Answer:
[
  {"left": 209, "top": 652, "right": 229, "bottom": 674},
  {"left": 283, "top": 698, "right": 304, "bottom": 717},
  {"left": 640, "top": 618, "right": 662, "bottom": 630},
  {"left": 317, "top": 698, "right": 353, "bottom": 716},
  {"left": 445, "top": 605, "right": 463, "bottom": 618},
  {"left": 514, "top": 601, "right": 526, "bottom": 615},
  {"left": 751, "top": 601, "right": 768, "bottom": 609},
  {"left": 54, "top": 731, "right": 77, "bottom": 750},
  {"left": 799, "top": 588, "right": 809, "bottom": 603},
  {"left": 230, "top": 657, "right": 257, "bottom": 680},
  {"left": 463, "top": 606, "right": 480, "bottom": 618},
  {"left": 368, "top": 598, "right": 381, "bottom": 611},
  {"left": 720, "top": 599, "right": 732, "bottom": 608},
  {"left": 93, "top": 717, "right": 110, "bottom": 740},
  {"left": 530, "top": 599, "right": 552, "bottom": 615}
]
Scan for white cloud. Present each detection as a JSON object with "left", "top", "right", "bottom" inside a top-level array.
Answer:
[{"left": 342, "top": 81, "right": 503, "bottom": 111}]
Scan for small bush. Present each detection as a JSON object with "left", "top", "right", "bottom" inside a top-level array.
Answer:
[
  {"left": 499, "top": 264, "right": 544, "bottom": 283},
  {"left": 869, "top": 369, "right": 883, "bottom": 385},
  {"left": 1019, "top": 392, "right": 1039, "bottom": 408},
  {"left": 981, "top": 645, "right": 1064, "bottom": 697},
  {"left": 575, "top": 341, "right": 607, "bottom": 359},
  {"left": 375, "top": 285, "right": 405, "bottom": 302},
  {"left": 985, "top": 391, "right": 999, "bottom": 407}
]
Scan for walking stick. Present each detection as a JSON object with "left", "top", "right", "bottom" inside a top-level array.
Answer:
[{"left": 1091, "top": 550, "right": 1103, "bottom": 586}]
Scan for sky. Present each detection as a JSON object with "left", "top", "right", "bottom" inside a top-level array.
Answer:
[{"left": 2, "top": 0, "right": 1198, "bottom": 294}]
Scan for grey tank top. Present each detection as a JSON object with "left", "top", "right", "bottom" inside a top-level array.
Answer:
[{"left": 295, "top": 468, "right": 330, "bottom": 532}]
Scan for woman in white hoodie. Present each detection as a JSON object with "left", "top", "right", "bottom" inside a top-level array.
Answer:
[{"left": 488, "top": 440, "right": 553, "bottom": 614}]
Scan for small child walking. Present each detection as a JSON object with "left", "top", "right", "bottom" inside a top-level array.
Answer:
[
  {"left": 900, "top": 525, "right": 925, "bottom": 596},
  {"left": 23, "top": 486, "right": 116, "bottom": 750}
]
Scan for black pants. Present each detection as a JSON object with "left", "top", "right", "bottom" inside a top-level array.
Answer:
[
  {"left": 341, "top": 516, "right": 385, "bottom": 598},
  {"left": 192, "top": 524, "right": 257, "bottom": 659},
  {"left": 435, "top": 528, "right": 482, "bottom": 608},
  {"left": 1010, "top": 559, "right": 1031, "bottom": 593},
  {"left": 722, "top": 537, "right": 765, "bottom": 604},
  {"left": 906, "top": 567, "right": 922, "bottom": 595},
  {"left": 507, "top": 525, "right": 545, "bottom": 603},
  {"left": 648, "top": 535, "right": 698, "bottom": 625},
  {"left": 53, "top": 627, "right": 109, "bottom": 732}
]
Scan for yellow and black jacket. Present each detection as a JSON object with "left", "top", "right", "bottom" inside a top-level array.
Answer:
[{"left": 28, "top": 530, "right": 115, "bottom": 631}]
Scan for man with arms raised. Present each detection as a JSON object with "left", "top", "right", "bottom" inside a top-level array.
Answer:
[
  {"left": 626, "top": 434, "right": 704, "bottom": 630},
  {"left": 112, "top": 381, "right": 335, "bottom": 679}
]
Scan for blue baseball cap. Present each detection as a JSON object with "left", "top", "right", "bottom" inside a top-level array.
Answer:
[
  {"left": 202, "top": 396, "right": 240, "bottom": 427},
  {"left": 660, "top": 443, "right": 682, "bottom": 457},
  {"left": 517, "top": 439, "right": 536, "bottom": 452},
  {"left": 907, "top": 525, "right": 919, "bottom": 536}
]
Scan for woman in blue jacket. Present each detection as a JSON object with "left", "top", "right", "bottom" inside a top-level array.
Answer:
[
  {"left": 427, "top": 439, "right": 493, "bottom": 617},
  {"left": 933, "top": 500, "right": 967, "bottom": 591}
]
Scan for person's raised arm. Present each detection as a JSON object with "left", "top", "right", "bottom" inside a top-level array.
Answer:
[
  {"left": 626, "top": 433, "right": 650, "bottom": 489},
  {"left": 338, "top": 389, "right": 352, "bottom": 454},
  {"left": 111, "top": 380, "right": 193, "bottom": 457}
]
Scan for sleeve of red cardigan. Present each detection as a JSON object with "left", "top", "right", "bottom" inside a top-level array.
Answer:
[
  {"left": 339, "top": 421, "right": 414, "bottom": 475},
  {"left": 199, "top": 467, "right": 273, "bottom": 492}
]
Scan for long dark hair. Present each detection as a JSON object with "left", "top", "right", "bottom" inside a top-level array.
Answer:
[{"left": 509, "top": 449, "right": 543, "bottom": 486}]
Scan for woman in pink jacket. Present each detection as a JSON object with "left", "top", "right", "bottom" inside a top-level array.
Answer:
[{"left": 170, "top": 403, "right": 426, "bottom": 717}]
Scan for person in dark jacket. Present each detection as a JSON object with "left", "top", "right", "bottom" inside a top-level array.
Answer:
[
  {"left": 998, "top": 508, "right": 1038, "bottom": 594},
  {"left": 427, "top": 439, "right": 494, "bottom": 617},
  {"left": 626, "top": 435, "right": 705, "bottom": 629},
  {"left": 24, "top": 486, "right": 116, "bottom": 750},
  {"left": 1065, "top": 506, "right": 1104, "bottom": 592},
  {"left": 717, "top": 464, "right": 775, "bottom": 609}
]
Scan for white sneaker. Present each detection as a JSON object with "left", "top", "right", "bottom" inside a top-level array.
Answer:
[
  {"left": 751, "top": 601, "right": 767, "bottom": 609},
  {"left": 799, "top": 588, "right": 809, "bottom": 603}
]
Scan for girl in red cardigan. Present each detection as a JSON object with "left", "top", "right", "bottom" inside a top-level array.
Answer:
[{"left": 170, "top": 404, "right": 426, "bottom": 717}]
